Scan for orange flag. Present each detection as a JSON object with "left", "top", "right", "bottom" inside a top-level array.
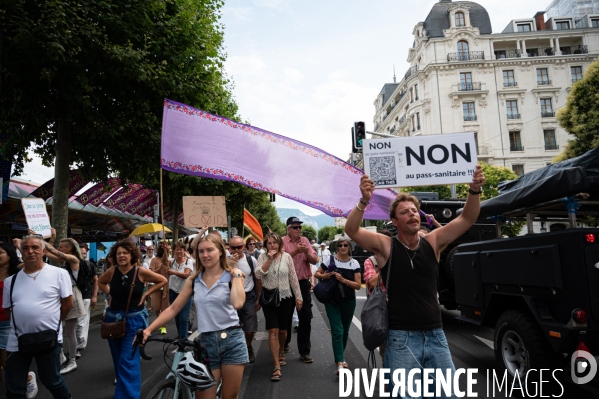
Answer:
[{"left": 243, "top": 208, "right": 264, "bottom": 242}]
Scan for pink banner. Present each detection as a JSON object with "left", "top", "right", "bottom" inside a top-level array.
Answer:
[
  {"left": 114, "top": 189, "right": 154, "bottom": 213},
  {"left": 160, "top": 99, "right": 396, "bottom": 219},
  {"left": 30, "top": 169, "right": 87, "bottom": 200},
  {"left": 77, "top": 178, "right": 121, "bottom": 206},
  {"left": 125, "top": 192, "right": 156, "bottom": 215},
  {"left": 104, "top": 184, "right": 144, "bottom": 208}
]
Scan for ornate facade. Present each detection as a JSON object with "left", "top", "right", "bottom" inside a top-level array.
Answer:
[{"left": 371, "top": 0, "right": 599, "bottom": 175}]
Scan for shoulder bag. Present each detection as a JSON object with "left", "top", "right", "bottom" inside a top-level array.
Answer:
[
  {"left": 313, "top": 255, "right": 345, "bottom": 304},
  {"left": 10, "top": 270, "right": 60, "bottom": 355},
  {"left": 259, "top": 256, "right": 281, "bottom": 308},
  {"left": 101, "top": 266, "right": 138, "bottom": 339},
  {"left": 361, "top": 246, "right": 392, "bottom": 367}
]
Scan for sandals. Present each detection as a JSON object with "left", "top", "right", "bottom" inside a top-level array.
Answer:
[
  {"left": 336, "top": 365, "right": 344, "bottom": 375},
  {"left": 278, "top": 353, "right": 287, "bottom": 366},
  {"left": 271, "top": 367, "right": 282, "bottom": 381}
]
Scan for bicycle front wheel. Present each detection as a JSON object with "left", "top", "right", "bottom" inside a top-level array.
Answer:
[{"left": 145, "top": 378, "right": 180, "bottom": 399}]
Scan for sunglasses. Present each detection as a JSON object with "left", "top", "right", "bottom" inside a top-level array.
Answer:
[
  {"left": 230, "top": 245, "right": 244, "bottom": 250},
  {"left": 289, "top": 226, "right": 302, "bottom": 230},
  {"left": 122, "top": 275, "right": 129, "bottom": 288},
  {"left": 337, "top": 244, "right": 350, "bottom": 248},
  {"left": 246, "top": 243, "right": 255, "bottom": 246}
]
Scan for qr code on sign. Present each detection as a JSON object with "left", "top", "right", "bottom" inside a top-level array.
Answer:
[{"left": 369, "top": 156, "right": 397, "bottom": 186}]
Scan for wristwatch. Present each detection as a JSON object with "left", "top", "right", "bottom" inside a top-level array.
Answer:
[{"left": 232, "top": 273, "right": 243, "bottom": 279}]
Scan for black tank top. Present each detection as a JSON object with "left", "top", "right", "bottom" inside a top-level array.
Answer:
[
  {"left": 381, "top": 236, "right": 442, "bottom": 330},
  {"left": 109, "top": 267, "right": 144, "bottom": 311}
]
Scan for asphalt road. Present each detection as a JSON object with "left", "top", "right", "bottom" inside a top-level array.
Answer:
[{"left": 3, "top": 288, "right": 598, "bottom": 398}]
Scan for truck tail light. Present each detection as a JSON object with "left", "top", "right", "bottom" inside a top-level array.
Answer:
[
  {"left": 573, "top": 308, "right": 588, "bottom": 324},
  {"left": 577, "top": 341, "right": 591, "bottom": 354},
  {"left": 586, "top": 233, "right": 595, "bottom": 243}
]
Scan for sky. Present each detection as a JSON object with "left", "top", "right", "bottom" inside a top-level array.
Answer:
[{"left": 20, "top": 0, "right": 550, "bottom": 216}]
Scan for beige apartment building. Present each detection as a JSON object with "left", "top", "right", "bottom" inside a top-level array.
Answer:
[{"left": 371, "top": 0, "right": 599, "bottom": 175}]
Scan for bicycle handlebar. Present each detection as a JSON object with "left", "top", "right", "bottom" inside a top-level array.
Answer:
[{"left": 133, "top": 329, "right": 196, "bottom": 361}]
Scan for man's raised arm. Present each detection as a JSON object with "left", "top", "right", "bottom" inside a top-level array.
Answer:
[{"left": 345, "top": 175, "right": 389, "bottom": 256}]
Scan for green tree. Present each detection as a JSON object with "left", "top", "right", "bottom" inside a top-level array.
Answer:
[
  {"left": 302, "top": 225, "right": 317, "bottom": 242},
  {"left": 318, "top": 226, "right": 337, "bottom": 242},
  {"left": 555, "top": 57, "right": 599, "bottom": 161},
  {"left": 1, "top": 0, "right": 237, "bottom": 239},
  {"left": 401, "top": 163, "right": 525, "bottom": 237}
]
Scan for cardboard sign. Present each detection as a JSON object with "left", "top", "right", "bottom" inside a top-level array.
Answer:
[
  {"left": 21, "top": 198, "right": 52, "bottom": 238},
  {"left": 363, "top": 132, "right": 478, "bottom": 188},
  {"left": 183, "top": 196, "right": 228, "bottom": 227}
]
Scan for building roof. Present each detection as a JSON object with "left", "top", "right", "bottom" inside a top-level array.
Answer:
[
  {"left": 424, "top": 0, "right": 492, "bottom": 38},
  {"left": 379, "top": 83, "right": 399, "bottom": 109}
]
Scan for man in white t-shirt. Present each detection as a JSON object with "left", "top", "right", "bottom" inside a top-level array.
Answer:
[
  {"left": 142, "top": 244, "right": 155, "bottom": 269},
  {"left": 3, "top": 235, "right": 73, "bottom": 398},
  {"left": 320, "top": 242, "right": 331, "bottom": 258},
  {"left": 229, "top": 236, "right": 261, "bottom": 363}
]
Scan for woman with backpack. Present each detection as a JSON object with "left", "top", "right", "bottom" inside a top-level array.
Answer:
[
  {"left": 142, "top": 234, "right": 248, "bottom": 399},
  {"left": 314, "top": 236, "right": 361, "bottom": 375}
]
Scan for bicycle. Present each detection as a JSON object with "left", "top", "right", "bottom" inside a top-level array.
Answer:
[{"left": 133, "top": 329, "right": 222, "bottom": 399}]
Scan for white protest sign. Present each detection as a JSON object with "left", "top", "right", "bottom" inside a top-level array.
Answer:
[
  {"left": 363, "top": 132, "right": 477, "bottom": 188},
  {"left": 182, "top": 196, "right": 228, "bottom": 227},
  {"left": 21, "top": 198, "right": 52, "bottom": 238}
]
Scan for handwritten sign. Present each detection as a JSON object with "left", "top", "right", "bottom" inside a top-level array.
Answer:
[
  {"left": 182, "top": 196, "right": 228, "bottom": 228},
  {"left": 363, "top": 132, "right": 477, "bottom": 188},
  {"left": 21, "top": 198, "right": 52, "bottom": 238}
]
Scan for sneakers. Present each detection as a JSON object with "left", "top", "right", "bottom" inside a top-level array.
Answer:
[
  {"left": 26, "top": 371, "right": 38, "bottom": 399},
  {"left": 60, "top": 350, "right": 67, "bottom": 366},
  {"left": 283, "top": 345, "right": 290, "bottom": 353},
  {"left": 293, "top": 324, "right": 299, "bottom": 332},
  {"left": 300, "top": 354, "right": 313, "bottom": 363},
  {"left": 159, "top": 326, "right": 167, "bottom": 335},
  {"left": 75, "top": 350, "right": 82, "bottom": 359},
  {"left": 60, "top": 359, "right": 77, "bottom": 375},
  {"left": 248, "top": 346, "right": 255, "bottom": 364}
]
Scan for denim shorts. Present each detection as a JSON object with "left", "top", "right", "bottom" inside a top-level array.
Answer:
[
  {"left": 0, "top": 320, "right": 10, "bottom": 350},
  {"left": 200, "top": 327, "right": 249, "bottom": 370}
]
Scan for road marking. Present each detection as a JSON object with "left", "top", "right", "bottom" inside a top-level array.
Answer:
[
  {"left": 352, "top": 315, "right": 362, "bottom": 332},
  {"left": 474, "top": 335, "right": 494, "bottom": 349}
]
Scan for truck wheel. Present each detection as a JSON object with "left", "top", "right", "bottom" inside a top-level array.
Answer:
[
  {"left": 494, "top": 310, "right": 557, "bottom": 378},
  {"left": 444, "top": 246, "right": 459, "bottom": 285}
]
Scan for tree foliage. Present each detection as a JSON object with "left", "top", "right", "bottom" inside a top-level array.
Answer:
[
  {"left": 0, "top": 0, "right": 237, "bottom": 238},
  {"left": 555, "top": 57, "right": 599, "bottom": 161},
  {"left": 301, "top": 225, "right": 317, "bottom": 242},
  {"left": 400, "top": 163, "right": 525, "bottom": 236},
  {"left": 318, "top": 226, "right": 337, "bottom": 242}
]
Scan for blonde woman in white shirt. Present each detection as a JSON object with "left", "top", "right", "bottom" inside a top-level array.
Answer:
[{"left": 255, "top": 233, "right": 302, "bottom": 382}]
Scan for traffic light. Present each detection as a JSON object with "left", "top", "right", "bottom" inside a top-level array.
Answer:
[{"left": 352, "top": 121, "right": 365, "bottom": 153}]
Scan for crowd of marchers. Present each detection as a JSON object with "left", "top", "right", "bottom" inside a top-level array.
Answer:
[{"left": 1, "top": 164, "right": 486, "bottom": 399}]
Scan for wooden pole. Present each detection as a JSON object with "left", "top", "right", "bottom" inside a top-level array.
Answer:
[{"left": 160, "top": 168, "right": 165, "bottom": 240}]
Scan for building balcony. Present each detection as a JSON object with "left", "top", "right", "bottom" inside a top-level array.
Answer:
[
  {"left": 458, "top": 82, "right": 482, "bottom": 92},
  {"left": 447, "top": 51, "right": 485, "bottom": 62},
  {"left": 495, "top": 49, "right": 521, "bottom": 59},
  {"left": 510, "top": 144, "right": 524, "bottom": 151},
  {"left": 527, "top": 48, "right": 555, "bottom": 57},
  {"left": 545, "top": 143, "right": 559, "bottom": 150},
  {"left": 537, "top": 79, "right": 552, "bottom": 86},
  {"left": 463, "top": 115, "right": 477, "bottom": 122},
  {"left": 503, "top": 81, "right": 518, "bottom": 87},
  {"left": 541, "top": 111, "right": 555, "bottom": 118},
  {"left": 404, "top": 66, "right": 418, "bottom": 81},
  {"left": 560, "top": 45, "right": 589, "bottom": 55},
  {"left": 506, "top": 113, "right": 521, "bottom": 119}
]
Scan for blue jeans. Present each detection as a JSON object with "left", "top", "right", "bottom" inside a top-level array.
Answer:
[
  {"left": 6, "top": 344, "right": 71, "bottom": 399},
  {"left": 200, "top": 328, "right": 249, "bottom": 370},
  {"left": 105, "top": 309, "right": 148, "bottom": 399},
  {"left": 169, "top": 289, "right": 192, "bottom": 339},
  {"left": 384, "top": 329, "right": 457, "bottom": 399}
]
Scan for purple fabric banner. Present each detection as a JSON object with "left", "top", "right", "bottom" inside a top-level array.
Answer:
[
  {"left": 115, "top": 189, "right": 154, "bottom": 213},
  {"left": 125, "top": 192, "right": 156, "bottom": 215},
  {"left": 30, "top": 169, "right": 87, "bottom": 200},
  {"left": 160, "top": 99, "right": 396, "bottom": 219},
  {"left": 77, "top": 178, "right": 122, "bottom": 206}
]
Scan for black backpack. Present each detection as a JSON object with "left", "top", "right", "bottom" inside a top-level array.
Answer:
[{"left": 67, "top": 260, "right": 92, "bottom": 296}]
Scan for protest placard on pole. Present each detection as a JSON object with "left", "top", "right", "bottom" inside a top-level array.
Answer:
[
  {"left": 21, "top": 198, "right": 52, "bottom": 237},
  {"left": 363, "top": 132, "right": 478, "bottom": 188},
  {"left": 182, "top": 196, "right": 228, "bottom": 227}
]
